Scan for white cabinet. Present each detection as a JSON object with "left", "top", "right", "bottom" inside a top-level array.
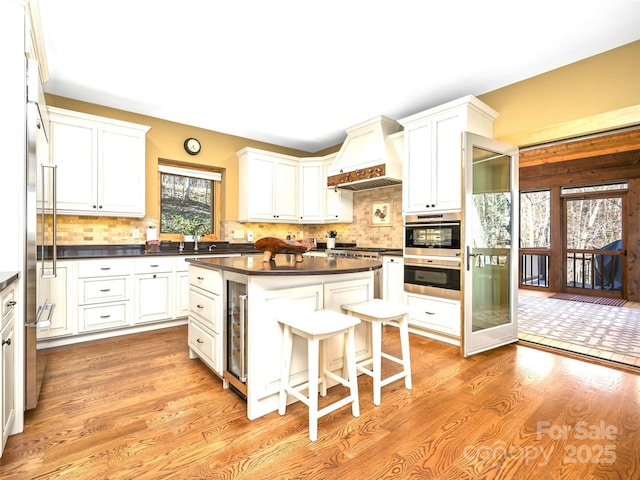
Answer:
[
  {"left": 1, "top": 277, "right": 18, "bottom": 454},
  {"left": 382, "top": 255, "right": 404, "bottom": 303},
  {"left": 188, "top": 266, "right": 224, "bottom": 376},
  {"left": 406, "top": 292, "right": 460, "bottom": 339},
  {"left": 174, "top": 257, "right": 191, "bottom": 318},
  {"left": 400, "top": 95, "right": 497, "bottom": 214},
  {"left": 323, "top": 153, "right": 353, "bottom": 222},
  {"left": 238, "top": 147, "right": 299, "bottom": 222},
  {"left": 134, "top": 258, "right": 173, "bottom": 324},
  {"left": 37, "top": 262, "right": 75, "bottom": 339},
  {"left": 298, "top": 159, "right": 324, "bottom": 223},
  {"left": 48, "top": 107, "right": 150, "bottom": 217},
  {"left": 77, "top": 259, "right": 132, "bottom": 332}
]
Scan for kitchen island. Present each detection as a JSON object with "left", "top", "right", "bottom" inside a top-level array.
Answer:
[{"left": 187, "top": 254, "right": 380, "bottom": 419}]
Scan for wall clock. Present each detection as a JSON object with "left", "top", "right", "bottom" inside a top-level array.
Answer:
[{"left": 184, "top": 137, "right": 201, "bottom": 155}]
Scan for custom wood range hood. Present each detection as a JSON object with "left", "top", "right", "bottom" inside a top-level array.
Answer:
[{"left": 327, "top": 116, "right": 404, "bottom": 191}]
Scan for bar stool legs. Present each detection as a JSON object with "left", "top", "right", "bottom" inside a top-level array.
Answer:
[
  {"left": 342, "top": 299, "right": 412, "bottom": 406},
  {"left": 278, "top": 310, "right": 361, "bottom": 441}
]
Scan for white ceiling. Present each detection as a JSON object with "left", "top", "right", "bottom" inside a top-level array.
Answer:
[{"left": 37, "top": 0, "right": 640, "bottom": 152}]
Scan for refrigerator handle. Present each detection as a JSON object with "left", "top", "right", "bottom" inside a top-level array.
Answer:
[
  {"left": 41, "top": 164, "right": 57, "bottom": 279},
  {"left": 239, "top": 294, "right": 248, "bottom": 382}
]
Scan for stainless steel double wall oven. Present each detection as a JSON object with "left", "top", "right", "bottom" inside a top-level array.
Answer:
[{"left": 404, "top": 212, "right": 461, "bottom": 300}]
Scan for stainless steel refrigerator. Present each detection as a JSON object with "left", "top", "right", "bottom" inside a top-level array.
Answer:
[{"left": 25, "top": 58, "right": 55, "bottom": 410}]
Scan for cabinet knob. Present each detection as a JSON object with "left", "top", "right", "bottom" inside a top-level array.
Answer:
[
  {"left": 153, "top": 274, "right": 157, "bottom": 278},
  {"left": 197, "top": 276, "right": 205, "bottom": 281},
  {"left": 196, "top": 304, "right": 204, "bottom": 309},
  {"left": 196, "top": 338, "right": 204, "bottom": 344},
  {"left": 2, "top": 338, "right": 10, "bottom": 347}
]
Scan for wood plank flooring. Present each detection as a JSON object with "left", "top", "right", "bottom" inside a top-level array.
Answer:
[{"left": 1, "top": 325, "right": 639, "bottom": 479}]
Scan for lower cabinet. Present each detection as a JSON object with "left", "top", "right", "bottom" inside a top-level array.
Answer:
[
  {"left": 382, "top": 255, "right": 404, "bottom": 303},
  {"left": 1, "top": 277, "right": 17, "bottom": 455},
  {"left": 405, "top": 292, "right": 461, "bottom": 339},
  {"left": 134, "top": 257, "right": 174, "bottom": 324},
  {"left": 187, "top": 266, "right": 223, "bottom": 377},
  {"left": 37, "top": 262, "right": 74, "bottom": 340},
  {"left": 35, "top": 255, "right": 232, "bottom": 347}
]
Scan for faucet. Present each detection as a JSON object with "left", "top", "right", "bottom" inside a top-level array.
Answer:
[
  {"left": 193, "top": 223, "right": 206, "bottom": 251},
  {"left": 208, "top": 243, "right": 217, "bottom": 252},
  {"left": 179, "top": 231, "right": 185, "bottom": 252}
]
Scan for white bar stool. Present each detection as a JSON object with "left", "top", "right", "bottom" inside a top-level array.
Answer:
[
  {"left": 278, "top": 310, "right": 361, "bottom": 442},
  {"left": 341, "top": 299, "right": 412, "bottom": 406}
]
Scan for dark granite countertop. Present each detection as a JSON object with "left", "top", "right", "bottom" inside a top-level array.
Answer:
[
  {"left": 40, "top": 242, "right": 262, "bottom": 260},
  {"left": 187, "top": 254, "right": 381, "bottom": 276},
  {"left": 0, "top": 271, "right": 19, "bottom": 292}
]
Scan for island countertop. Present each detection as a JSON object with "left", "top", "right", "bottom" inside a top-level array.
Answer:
[{"left": 186, "top": 253, "right": 381, "bottom": 275}]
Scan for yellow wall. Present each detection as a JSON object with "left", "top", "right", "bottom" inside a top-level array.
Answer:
[
  {"left": 47, "top": 40, "right": 640, "bottom": 226},
  {"left": 480, "top": 40, "right": 640, "bottom": 145}
]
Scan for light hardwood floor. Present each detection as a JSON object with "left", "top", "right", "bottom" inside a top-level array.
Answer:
[{"left": 1, "top": 325, "right": 639, "bottom": 479}]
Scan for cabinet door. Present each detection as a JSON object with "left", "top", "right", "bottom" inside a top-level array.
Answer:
[
  {"left": 2, "top": 321, "right": 15, "bottom": 449},
  {"left": 325, "top": 188, "right": 353, "bottom": 222},
  {"left": 49, "top": 115, "right": 97, "bottom": 213},
  {"left": 274, "top": 159, "right": 298, "bottom": 222},
  {"left": 431, "top": 111, "right": 463, "bottom": 211},
  {"left": 248, "top": 284, "right": 323, "bottom": 403},
  {"left": 403, "top": 121, "right": 434, "bottom": 214},
  {"left": 176, "top": 271, "right": 190, "bottom": 318},
  {"left": 37, "top": 264, "right": 74, "bottom": 339},
  {"left": 382, "top": 256, "right": 404, "bottom": 303},
  {"left": 244, "top": 155, "right": 276, "bottom": 220},
  {"left": 98, "top": 124, "right": 146, "bottom": 216},
  {"left": 298, "top": 161, "right": 324, "bottom": 223},
  {"left": 323, "top": 277, "right": 374, "bottom": 370},
  {"left": 135, "top": 273, "right": 172, "bottom": 324}
]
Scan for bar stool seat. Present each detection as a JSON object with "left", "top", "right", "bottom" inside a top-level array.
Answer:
[
  {"left": 341, "top": 299, "right": 412, "bottom": 406},
  {"left": 277, "top": 309, "right": 361, "bottom": 442}
]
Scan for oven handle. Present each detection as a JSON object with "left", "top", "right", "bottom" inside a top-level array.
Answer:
[
  {"left": 404, "top": 222, "right": 460, "bottom": 228},
  {"left": 404, "top": 261, "right": 461, "bottom": 270}
]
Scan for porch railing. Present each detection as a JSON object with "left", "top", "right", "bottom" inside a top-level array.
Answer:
[
  {"left": 520, "top": 248, "right": 549, "bottom": 288},
  {"left": 566, "top": 249, "right": 623, "bottom": 292}
]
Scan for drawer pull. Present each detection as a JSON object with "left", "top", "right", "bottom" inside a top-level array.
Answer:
[
  {"left": 425, "top": 311, "right": 435, "bottom": 315},
  {"left": 196, "top": 304, "right": 204, "bottom": 309},
  {"left": 6, "top": 300, "right": 17, "bottom": 307},
  {"left": 2, "top": 338, "right": 10, "bottom": 347},
  {"left": 100, "top": 289, "right": 111, "bottom": 292},
  {"left": 100, "top": 267, "right": 111, "bottom": 271},
  {"left": 100, "top": 314, "right": 111, "bottom": 319},
  {"left": 196, "top": 338, "right": 204, "bottom": 344},
  {"left": 150, "top": 264, "right": 159, "bottom": 268},
  {"left": 197, "top": 276, "right": 205, "bottom": 280}
]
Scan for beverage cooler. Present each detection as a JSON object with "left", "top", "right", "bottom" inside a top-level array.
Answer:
[{"left": 224, "top": 276, "right": 248, "bottom": 397}]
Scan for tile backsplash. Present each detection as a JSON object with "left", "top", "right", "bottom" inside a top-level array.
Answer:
[{"left": 45, "top": 185, "right": 403, "bottom": 249}]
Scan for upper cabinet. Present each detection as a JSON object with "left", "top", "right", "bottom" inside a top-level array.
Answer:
[
  {"left": 48, "top": 107, "right": 150, "bottom": 217},
  {"left": 399, "top": 95, "right": 497, "bottom": 214},
  {"left": 298, "top": 158, "right": 325, "bottom": 223},
  {"left": 238, "top": 148, "right": 353, "bottom": 224},
  {"left": 238, "top": 148, "right": 299, "bottom": 223},
  {"left": 323, "top": 154, "right": 353, "bottom": 223}
]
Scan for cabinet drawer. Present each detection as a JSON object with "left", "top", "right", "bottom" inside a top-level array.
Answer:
[
  {"left": 78, "top": 259, "right": 132, "bottom": 278},
  {"left": 189, "top": 266, "right": 222, "bottom": 294},
  {"left": 188, "top": 319, "right": 221, "bottom": 373},
  {"left": 406, "top": 293, "right": 460, "bottom": 336},
  {"left": 1, "top": 281, "right": 16, "bottom": 327},
  {"left": 80, "top": 277, "right": 129, "bottom": 304},
  {"left": 189, "top": 288, "right": 221, "bottom": 332},
  {"left": 79, "top": 302, "right": 130, "bottom": 332},
  {"left": 134, "top": 257, "right": 174, "bottom": 274}
]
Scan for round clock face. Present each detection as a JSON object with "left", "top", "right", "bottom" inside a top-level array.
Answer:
[{"left": 184, "top": 137, "right": 201, "bottom": 155}]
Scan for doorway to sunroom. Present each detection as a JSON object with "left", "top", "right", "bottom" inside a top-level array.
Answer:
[{"left": 517, "top": 181, "right": 639, "bottom": 367}]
